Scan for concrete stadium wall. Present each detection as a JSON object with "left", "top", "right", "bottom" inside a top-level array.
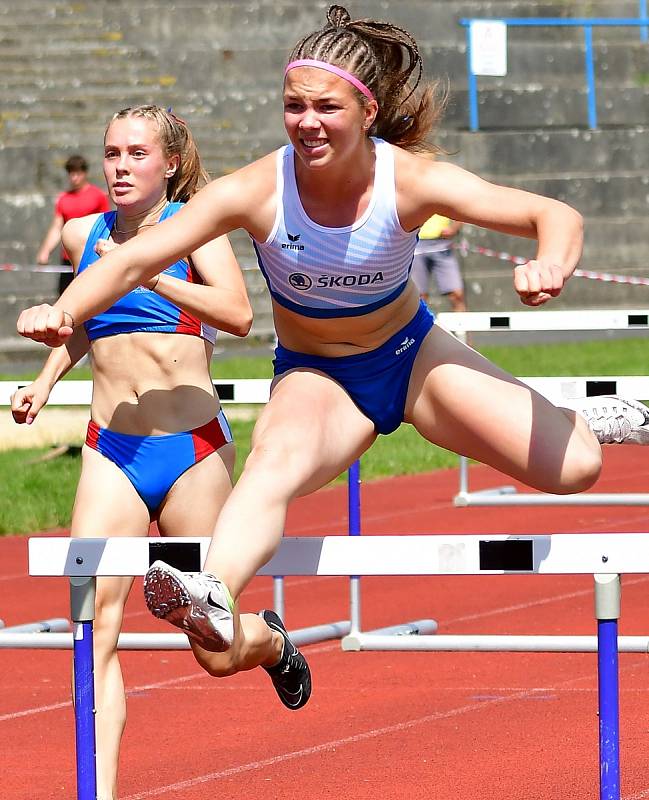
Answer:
[{"left": 1, "top": 0, "right": 648, "bottom": 365}]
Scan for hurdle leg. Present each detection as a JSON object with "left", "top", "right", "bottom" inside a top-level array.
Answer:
[
  {"left": 595, "top": 574, "right": 621, "bottom": 800},
  {"left": 70, "top": 576, "right": 97, "bottom": 800},
  {"left": 272, "top": 576, "right": 285, "bottom": 620},
  {"left": 267, "top": 464, "right": 361, "bottom": 646},
  {"left": 342, "top": 460, "right": 437, "bottom": 651}
]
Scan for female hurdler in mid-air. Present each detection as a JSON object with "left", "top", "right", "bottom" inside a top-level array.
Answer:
[{"left": 17, "top": 5, "right": 649, "bottom": 721}]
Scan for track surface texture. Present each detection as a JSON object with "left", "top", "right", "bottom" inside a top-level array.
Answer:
[{"left": 2, "top": 446, "right": 649, "bottom": 799}]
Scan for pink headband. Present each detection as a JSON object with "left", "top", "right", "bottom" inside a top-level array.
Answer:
[{"left": 284, "top": 59, "right": 375, "bottom": 102}]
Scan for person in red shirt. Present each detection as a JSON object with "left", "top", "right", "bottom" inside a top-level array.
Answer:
[{"left": 36, "top": 154, "right": 111, "bottom": 295}]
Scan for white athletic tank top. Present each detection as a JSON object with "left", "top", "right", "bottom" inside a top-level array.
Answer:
[{"left": 252, "top": 138, "right": 419, "bottom": 318}]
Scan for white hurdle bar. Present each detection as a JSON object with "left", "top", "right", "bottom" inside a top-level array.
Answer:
[
  {"left": 436, "top": 308, "right": 649, "bottom": 508},
  {"left": 28, "top": 533, "right": 647, "bottom": 800},
  {"left": 436, "top": 308, "right": 649, "bottom": 334}
]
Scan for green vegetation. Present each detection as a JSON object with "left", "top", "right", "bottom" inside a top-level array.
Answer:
[{"left": 2, "top": 337, "right": 647, "bottom": 535}]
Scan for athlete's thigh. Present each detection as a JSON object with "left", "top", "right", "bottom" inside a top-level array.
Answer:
[
  {"left": 157, "top": 443, "right": 235, "bottom": 537},
  {"left": 71, "top": 446, "right": 149, "bottom": 628},
  {"left": 253, "top": 368, "right": 376, "bottom": 496},
  {"left": 403, "top": 323, "right": 580, "bottom": 484},
  {"left": 71, "top": 445, "right": 151, "bottom": 538}
]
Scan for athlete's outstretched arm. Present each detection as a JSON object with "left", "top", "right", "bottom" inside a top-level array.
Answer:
[
  {"left": 397, "top": 154, "right": 584, "bottom": 307},
  {"left": 17, "top": 171, "right": 252, "bottom": 347}
]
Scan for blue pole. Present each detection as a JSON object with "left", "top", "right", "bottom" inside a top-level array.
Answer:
[
  {"left": 347, "top": 460, "right": 362, "bottom": 631},
  {"left": 641, "top": 0, "right": 649, "bottom": 42},
  {"left": 598, "top": 618, "right": 620, "bottom": 800},
  {"left": 348, "top": 459, "right": 361, "bottom": 538},
  {"left": 465, "top": 26, "right": 479, "bottom": 132},
  {"left": 73, "top": 621, "right": 97, "bottom": 799},
  {"left": 584, "top": 25, "right": 598, "bottom": 129}
]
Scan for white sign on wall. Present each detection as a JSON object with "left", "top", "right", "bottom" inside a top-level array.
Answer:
[{"left": 469, "top": 20, "right": 508, "bottom": 77}]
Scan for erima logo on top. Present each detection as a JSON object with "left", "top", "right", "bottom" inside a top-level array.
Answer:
[
  {"left": 282, "top": 232, "right": 304, "bottom": 251},
  {"left": 288, "top": 272, "right": 385, "bottom": 291}
]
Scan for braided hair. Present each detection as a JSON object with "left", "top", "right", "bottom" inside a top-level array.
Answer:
[
  {"left": 105, "top": 105, "right": 209, "bottom": 202},
  {"left": 287, "top": 5, "right": 446, "bottom": 153}
]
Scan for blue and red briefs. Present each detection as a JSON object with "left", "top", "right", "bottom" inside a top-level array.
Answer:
[
  {"left": 85, "top": 410, "right": 232, "bottom": 512},
  {"left": 273, "top": 300, "right": 435, "bottom": 435}
]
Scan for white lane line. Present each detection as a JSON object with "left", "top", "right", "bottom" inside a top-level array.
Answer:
[
  {"left": 443, "top": 574, "right": 649, "bottom": 627},
  {"left": 0, "top": 700, "right": 70, "bottom": 722},
  {"left": 0, "top": 671, "right": 206, "bottom": 722}
]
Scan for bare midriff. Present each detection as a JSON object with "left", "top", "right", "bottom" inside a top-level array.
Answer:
[
  {"left": 89, "top": 332, "right": 219, "bottom": 435},
  {"left": 273, "top": 279, "right": 421, "bottom": 356}
]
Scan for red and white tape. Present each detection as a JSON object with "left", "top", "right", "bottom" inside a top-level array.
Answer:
[
  {"left": 456, "top": 240, "right": 649, "bottom": 287},
  {"left": 3, "top": 247, "right": 649, "bottom": 287},
  {"left": 0, "top": 263, "right": 72, "bottom": 273}
]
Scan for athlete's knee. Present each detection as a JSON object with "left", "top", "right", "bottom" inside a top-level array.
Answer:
[
  {"left": 245, "top": 431, "right": 306, "bottom": 483},
  {"left": 550, "top": 440, "right": 602, "bottom": 494},
  {"left": 93, "top": 585, "right": 129, "bottom": 651},
  {"left": 566, "top": 443, "right": 602, "bottom": 492}
]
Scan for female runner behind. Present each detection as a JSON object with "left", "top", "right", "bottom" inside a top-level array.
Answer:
[
  {"left": 16, "top": 7, "right": 649, "bottom": 714},
  {"left": 11, "top": 105, "right": 292, "bottom": 800}
]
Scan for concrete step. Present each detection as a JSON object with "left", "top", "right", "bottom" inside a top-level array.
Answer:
[
  {"left": 4, "top": 81, "right": 648, "bottom": 137},
  {"left": 88, "top": 0, "right": 648, "bottom": 47},
  {"left": 464, "top": 217, "right": 649, "bottom": 269},
  {"left": 440, "top": 126, "right": 649, "bottom": 175},
  {"left": 481, "top": 173, "right": 649, "bottom": 217},
  {"left": 2, "top": 127, "right": 648, "bottom": 196},
  {"left": 447, "top": 84, "right": 649, "bottom": 128},
  {"left": 0, "top": 28, "right": 123, "bottom": 47},
  {"left": 3, "top": 39, "right": 648, "bottom": 88}
]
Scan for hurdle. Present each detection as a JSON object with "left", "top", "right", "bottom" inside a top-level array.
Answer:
[
  {"left": 0, "top": 377, "right": 433, "bottom": 648},
  {"left": 433, "top": 309, "right": 649, "bottom": 507},
  {"left": 29, "top": 533, "right": 646, "bottom": 800}
]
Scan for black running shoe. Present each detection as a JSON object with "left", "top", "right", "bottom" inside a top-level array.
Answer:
[{"left": 259, "top": 609, "right": 312, "bottom": 710}]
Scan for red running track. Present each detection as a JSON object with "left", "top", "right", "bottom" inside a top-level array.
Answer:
[{"left": 2, "top": 446, "right": 649, "bottom": 800}]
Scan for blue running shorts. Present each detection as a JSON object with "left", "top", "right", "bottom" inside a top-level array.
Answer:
[
  {"left": 273, "top": 301, "right": 435, "bottom": 435},
  {"left": 85, "top": 410, "right": 233, "bottom": 512}
]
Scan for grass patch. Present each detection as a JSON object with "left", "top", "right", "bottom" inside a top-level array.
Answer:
[{"left": 0, "top": 447, "right": 82, "bottom": 535}]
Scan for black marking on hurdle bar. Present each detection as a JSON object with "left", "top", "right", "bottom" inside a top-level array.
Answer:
[
  {"left": 586, "top": 380, "right": 618, "bottom": 397},
  {"left": 213, "top": 382, "right": 235, "bottom": 401},
  {"left": 628, "top": 314, "right": 648, "bottom": 327},
  {"left": 489, "top": 316, "right": 511, "bottom": 329},
  {"left": 148, "top": 541, "right": 201, "bottom": 572},
  {"left": 479, "top": 539, "right": 534, "bottom": 571}
]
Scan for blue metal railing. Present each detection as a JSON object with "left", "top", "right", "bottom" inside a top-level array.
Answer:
[{"left": 460, "top": 9, "right": 649, "bottom": 132}]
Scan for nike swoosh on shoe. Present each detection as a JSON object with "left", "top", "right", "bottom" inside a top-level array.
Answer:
[{"left": 206, "top": 594, "right": 231, "bottom": 614}]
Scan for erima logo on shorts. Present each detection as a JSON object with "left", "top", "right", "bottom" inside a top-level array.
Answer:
[
  {"left": 316, "top": 272, "right": 384, "bottom": 288},
  {"left": 395, "top": 336, "right": 415, "bottom": 355}
]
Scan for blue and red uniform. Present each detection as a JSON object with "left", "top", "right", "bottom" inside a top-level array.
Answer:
[
  {"left": 78, "top": 202, "right": 216, "bottom": 343},
  {"left": 80, "top": 202, "right": 231, "bottom": 512}
]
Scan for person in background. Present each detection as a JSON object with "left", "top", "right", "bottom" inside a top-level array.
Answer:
[
  {"left": 412, "top": 214, "right": 466, "bottom": 312},
  {"left": 36, "top": 154, "right": 111, "bottom": 295}
]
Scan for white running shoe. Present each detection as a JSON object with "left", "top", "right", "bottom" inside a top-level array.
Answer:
[
  {"left": 571, "top": 396, "right": 649, "bottom": 445},
  {"left": 143, "top": 560, "right": 234, "bottom": 652}
]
